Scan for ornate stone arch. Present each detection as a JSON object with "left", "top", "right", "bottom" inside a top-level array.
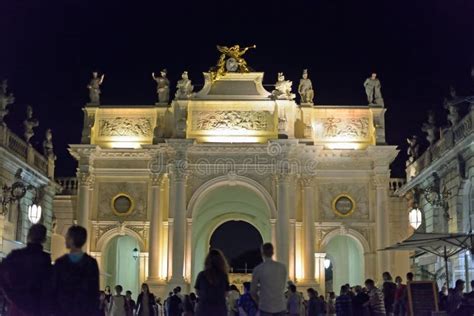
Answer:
[
  {"left": 96, "top": 226, "right": 146, "bottom": 253},
  {"left": 187, "top": 174, "right": 277, "bottom": 219},
  {"left": 320, "top": 227, "right": 371, "bottom": 254}
]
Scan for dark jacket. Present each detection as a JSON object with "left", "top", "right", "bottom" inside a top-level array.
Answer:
[
  {"left": 0, "top": 243, "right": 52, "bottom": 316},
  {"left": 382, "top": 281, "right": 396, "bottom": 313},
  {"left": 136, "top": 292, "right": 156, "bottom": 316},
  {"left": 335, "top": 294, "right": 353, "bottom": 316},
  {"left": 352, "top": 292, "right": 369, "bottom": 316},
  {"left": 52, "top": 253, "right": 99, "bottom": 316}
]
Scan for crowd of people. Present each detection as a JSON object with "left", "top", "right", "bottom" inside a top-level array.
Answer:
[{"left": 2, "top": 224, "right": 474, "bottom": 315}]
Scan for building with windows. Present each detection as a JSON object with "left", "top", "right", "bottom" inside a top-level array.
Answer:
[
  {"left": 0, "top": 118, "right": 56, "bottom": 258},
  {"left": 398, "top": 101, "right": 473, "bottom": 288}
]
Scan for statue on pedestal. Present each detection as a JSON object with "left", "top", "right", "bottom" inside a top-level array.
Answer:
[
  {"left": 43, "top": 128, "right": 55, "bottom": 159},
  {"left": 175, "top": 71, "right": 194, "bottom": 99},
  {"left": 406, "top": 135, "right": 419, "bottom": 165},
  {"left": 152, "top": 69, "right": 170, "bottom": 104},
  {"left": 363, "top": 73, "right": 384, "bottom": 106},
  {"left": 23, "top": 105, "right": 39, "bottom": 143},
  {"left": 298, "top": 69, "right": 314, "bottom": 105},
  {"left": 421, "top": 111, "right": 438, "bottom": 146},
  {"left": 271, "top": 73, "right": 295, "bottom": 100},
  {"left": 0, "top": 80, "right": 15, "bottom": 125},
  {"left": 87, "top": 72, "right": 105, "bottom": 104}
]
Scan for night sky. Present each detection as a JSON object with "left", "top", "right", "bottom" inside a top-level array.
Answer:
[{"left": 1, "top": 0, "right": 474, "bottom": 177}]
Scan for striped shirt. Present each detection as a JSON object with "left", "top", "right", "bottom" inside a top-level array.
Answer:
[{"left": 368, "top": 287, "right": 386, "bottom": 315}]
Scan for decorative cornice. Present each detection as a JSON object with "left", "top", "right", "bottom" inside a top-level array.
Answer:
[
  {"left": 68, "top": 145, "right": 101, "bottom": 161},
  {"left": 77, "top": 172, "right": 95, "bottom": 186},
  {"left": 299, "top": 175, "right": 315, "bottom": 187},
  {"left": 373, "top": 173, "right": 390, "bottom": 189},
  {"left": 150, "top": 173, "right": 164, "bottom": 187},
  {"left": 274, "top": 172, "right": 293, "bottom": 183}
]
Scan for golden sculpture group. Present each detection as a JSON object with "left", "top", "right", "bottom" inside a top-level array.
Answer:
[{"left": 211, "top": 44, "right": 256, "bottom": 80}]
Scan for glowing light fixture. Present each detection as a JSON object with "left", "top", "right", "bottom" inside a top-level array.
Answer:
[
  {"left": 132, "top": 247, "right": 139, "bottom": 260},
  {"left": 28, "top": 204, "right": 42, "bottom": 224},
  {"left": 324, "top": 258, "right": 331, "bottom": 269},
  {"left": 409, "top": 207, "right": 422, "bottom": 229}
]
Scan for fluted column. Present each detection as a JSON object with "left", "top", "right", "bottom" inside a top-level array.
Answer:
[
  {"left": 314, "top": 253, "right": 326, "bottom": 294},
  {"left": 374, "top": 173, "right": 390, "bottom": 279},
  {"left": 185, "top": 219, "right": 193, "bottom": 282},
  {"left": 289, "top": 219, "right": 296, "bottom": 281},
  {"left": 169, "top": 168, "right": 187, "bottom": 286},
  {"left": 301, "top": 176, "right": 316, "bottom": 282},
  {"left": 276, "top": 173, "right": 290, "bottom": 270},
  {"left": 271, "top": 219, "right": 277, "bottom": 258},
  {"left": 148, "top": 173, "right": 163, "bottom": 282},
  {"left": 165, "top": 139, "right": 193, "bottom": 288},
  {"left": 77, "top": 172, "right": 94, "bottom": 252}
]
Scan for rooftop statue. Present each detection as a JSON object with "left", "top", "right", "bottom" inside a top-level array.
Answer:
[
  {"left": 87, "top": 72, "right": 105, "bottom": 104},
  {"left": 175, "top": 71, "right": 194, "bottom": 100},
  {"left": 211, "top": 44, "right": 256, "bottom": 79},
  {"left": 43, "top": 128, "right": 56, "bottom": 160},
  {"left": 152, "top": 69, "right": 170, "bottom": 104},
  {"left": 363, "top": 73, "right": 384, "bottom": 106},
  {"left": 298, "top": 69, "right": 314, "bottom": 105},
  {"left": 23, "top": 105, "right": 39, "bottom": 143},
  {"left": 271, "top": 72, "right": 295, "bottom": 100},
  {"left": 0, "top": 80, "right": 15, "bottom": 125},
  {"left": 406, "top": 135, "right": 419, "bottom": 165},
  {"left": 421, "top": 110, "right": 438, "bottom": 146},
  {"left": 443, "top": 98, "right": 460, "bottom": 127}
]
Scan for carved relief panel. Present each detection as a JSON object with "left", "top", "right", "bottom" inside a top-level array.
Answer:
[
  {"left": 318, "top": 183, "right": 369, "bottom": 220},
  {"left": 311, "top": 108, "right": 375, "bottom": 149},
  {"left": 87, "top": 107, "right": 161, "bottom": 148},
  {"left": 186, "top": 101, "right": 278, "bottom": 143},
  {"left": 96, "top": 182, "right": 148, "bottom": 221}
]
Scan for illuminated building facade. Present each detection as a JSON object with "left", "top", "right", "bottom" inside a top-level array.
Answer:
[{"left": 53, "top": 68, "right": 411, "bottom": 296}]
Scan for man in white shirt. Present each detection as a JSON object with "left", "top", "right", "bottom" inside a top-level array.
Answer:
[{"left": 250, "top": 243, "right": 288, "bottom": 316}]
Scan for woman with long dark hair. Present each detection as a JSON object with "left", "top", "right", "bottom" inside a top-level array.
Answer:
[
  {"left": 194, "top": 249, "right": 230, "bottom": 316},
  {"left": 136, "top": 283, "right": 156, "bottom": 316}
]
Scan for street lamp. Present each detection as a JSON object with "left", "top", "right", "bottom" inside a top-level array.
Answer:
[
  {"left": 28, "top": 204, "right": 42, "bottom": 224},
  {"left": 422, "top": 174, "right": 451, "bottom": 221},
  {"left": 409, "top": 207, "right": 422, "bottom": 229},
  {"left": 1, "top": 169, "right": 41, "bottom": 216},
  {"left": 324, "top": 258, "right": 331, "bottom": 269},
  {"left": 132, "top": 248, "right": 139, "bottom": 260}
]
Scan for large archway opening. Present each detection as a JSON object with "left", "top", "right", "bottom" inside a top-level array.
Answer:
[
  {"left": 210, "top": 220, "right": 263, "bottom": 273},
  {"left": 189, "top": 177, "right": 274, "bottom": 285},
  {"left": 325, "top": 235, "right": 364, "bottom": 292},
  {"left": 104, "top": 235, "right": 140, "bottom": 296}
]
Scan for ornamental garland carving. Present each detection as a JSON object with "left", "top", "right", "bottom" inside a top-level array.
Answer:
[
  {"left": 97, "top": 182, "right": 147, "bottom": 220},
  {"left": 319, "top": 183, "right": 369, "bottom": 220},
  {"left": 99, "top": 117, "right": 152, "bottom": 137},
  {"left": 321, "top": 117, "right": 369, "bottom": 139},
  {"left": 192, "top": 111, "right": 273, "bottom": 131}
]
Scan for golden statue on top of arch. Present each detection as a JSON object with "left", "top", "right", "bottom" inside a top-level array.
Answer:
[{"left": 211, "top": 44, "right": 256, "bottom": 80}]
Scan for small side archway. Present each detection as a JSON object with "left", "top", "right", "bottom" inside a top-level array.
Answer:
[
  {"left": 321, "top": 228, "right": 370, "bottom": 292},
  {"left": 96, "top": 227, "right": 146, "bottom": 295}
]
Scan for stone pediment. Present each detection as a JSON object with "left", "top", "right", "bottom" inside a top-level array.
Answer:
[{"left": 194, "top": 72, "right": 271, "bottom": 100}]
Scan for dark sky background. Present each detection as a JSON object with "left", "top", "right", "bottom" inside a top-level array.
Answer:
[
  {"left": 1, "top": 0, "right": 474, "bottom": 177},
  {"left": 210, "top": 221, "right": 263, "bottom": 271}
]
